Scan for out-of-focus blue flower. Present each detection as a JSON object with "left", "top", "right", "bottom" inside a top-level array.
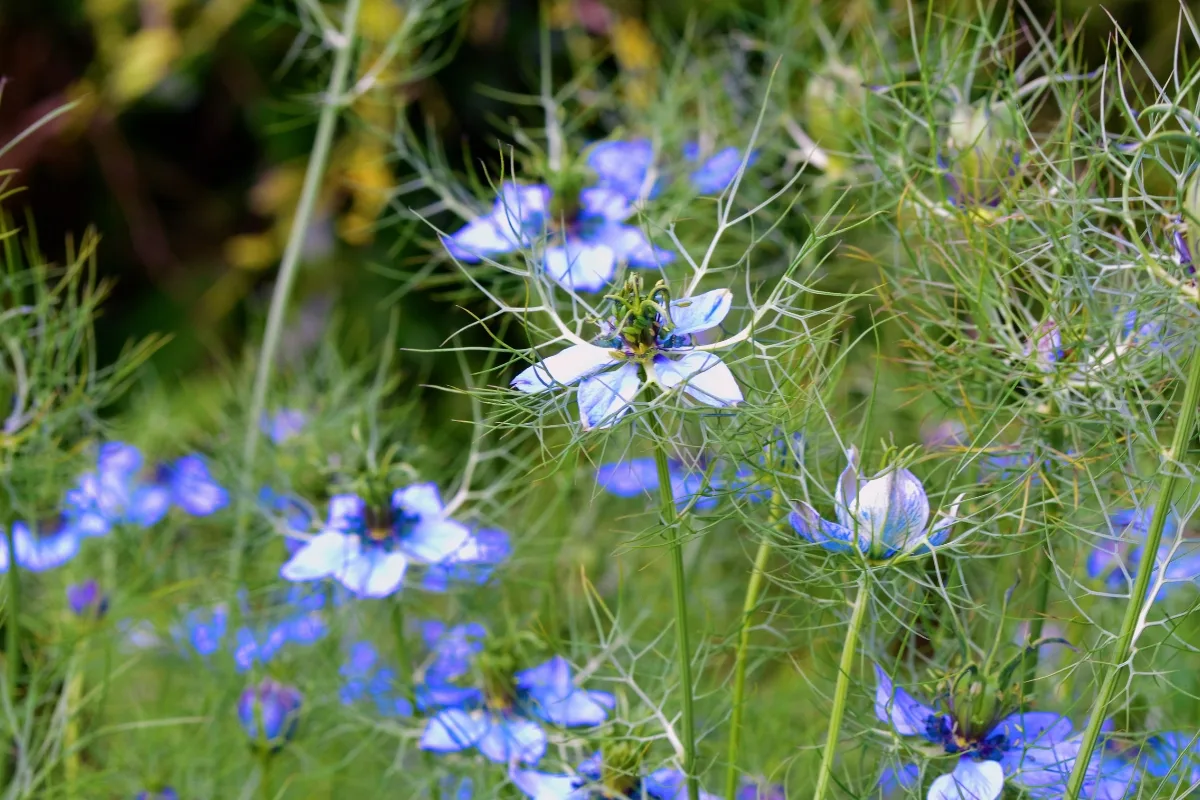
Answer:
[
  {"left": 876, "top": 763, "right": 921, "bottom": 796},
  {"left": 233, "top": 624, "right": 288, "bottom": 673},
  {"left": 135, "top": 788, "right": 178, "bottom": 800},
  {"left": 65, "top": 442, "right": 170, "bottom": 536},
  {"left": 163, "top": 455, "right": 229, "bottom": 517},
  {"left": 789, "top": 449, "right": 962, "bottom": 560},
  {"left": 67, "top": 580, "right": 108, "bottom": 619},
  {"left": 423, "top": 527, "right": 510, "bottom": 592},
  {"left": 873, "top": 666, "right": 1138, "bottom": 800},
  {"left": 588, "top": 139, "right": 656, "bottom": 201},
  {"left": 280, "top": 484, "right": 475, "bottom": 599},
  {"left": 596, "top": 457, "right": 718, "bottom": 512},
  {"left": 176, "top": 605, "right": 228, "bottom": 658},
  {"left": 512, "top": 287, "right": 742, "bottom": 429},
  {"left": 237, "top": 678, "right": 302, "bottom": 748},
  {"left": 511, "top": 753, "right": 719, "bottom": 799},
  {"left": 419, "top": 647, "right": 612, "bottom": 765},
  {"left": 418, "top": 621, "right": 488, "bottom": 704},
  {"left": 683, "top": 142, "right": 758, "bottom": 195},
  {"left": 1086, "top": 506, "right": 1200, "bottom": 602},
  {"left": 261, "top": 409, "right": 307, "bottom": 444},
  {"left": 1, "top": 520, "right": 81, "bottom": 573},
  {"left": 183, "top": 587, "right": 326, "bottom": 672},
  {"left": 442, "top": 181, "right": 672, "bottom": 292},
  {"left": 1142, "top": 732, "right": 1200, "bottom": 784},
  {"left": 339, "top": 641, "right": 414, "bottom": 717}
]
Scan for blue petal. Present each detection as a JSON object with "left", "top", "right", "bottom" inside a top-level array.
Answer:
[
  {"left": 789, "top": 503, "right": 861, "bottom": 553},
  {"left": 512, "top": 343, "right": 616, "bottom": 394},
  {"left": 689, "top": 146, "right": 757, "bottom": 194},
  {"left": 873, "top": 664, "right": 939, "bottom": 739},
  {"left": 578, "top": 362, "right": 641, "bottom": 429},
  {"left": 393, "top": 482, "right": 445, "bottom": 519},
  {"left": 544, "top": 240, "right": 616, "bottom": 292},
  {"left": 587, "top": 139, "right": 654, "bottom": 200},
  {"left": 444, "top": 217, "right": 518, "bottom": 262},
  {"left": 420, "top": 708, "right": 487, "bottom": 753},
  {"left": 928, "top": 760, "right": 1004, "bottom": 800},
  {"left": 326, "top": 494, "right": 367, "bottom": 533},
  {"left": 654, "top": 353, "right": 742, "bottom": 407},
  {"left": 509, "top": 768, "right": 578, "bottom": 800},
  {"left": 129, "top": 485, "right": 171, "bottom": 527},
  {"left": 402, "top": 519, "right": 472, "bottom": 564},
  {"left": 477, "top": 715, "right": 547, "bottom": 764},
  {"left": 579, "top": 188, "right": 631, "bottom": 222},
  {"left": 168, "top": 455, "right": 229, "bottom": 516},
  {"left": 279, "top": 531, "right": 357, "bottom": 582},
  {"left": 878, "top": 763, "right": 921, "bottom": 796},
  {"left": 596, "top": 458, "right": 661, "bottom": 497},
  {"left": 341, "top": 548, "right": 408, "bottom": 598},
  {"left": 589, "top": 223, "right": 674, "bottom": 268},
  {"left": 842, "top": 465, "right": 930, "bottom": 554},
  {"left": 666, "top": 289, "right": 733, "bottom": 336}
]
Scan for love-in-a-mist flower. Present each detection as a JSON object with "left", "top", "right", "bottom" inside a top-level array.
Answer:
[
  {"left": 443, "top": 181, "right": 672, "bottom": 292},
  {"left": 873, "top": 665, "right": 1138, "bottom": 800},
  {"left": 588, "top": 139, "right": 657, "bottom": 201},
  {"left": 163, "top": 455, "right": 229, "bottom": 516},
  {"left": 340, "top": 641, "right": 414, "bottom": 717},
  {"left": 422, "top": 527, "right": 510, "bottom": 592},
  {"left": 64, "top": 442, "right": 170, "bottom": 536},
  {"left": 261, "top": 409, "right": 306, "bottom": 444},
  {"left": 683, "top": 142, "right": 758, "bottom": 195},
  {"left": 237, "top": 678, "right": 302, "bottom": 749},
  {"left": 1141, "top": 732, "right": 1200, "bottom": 785},
  {"left": 67, "top": 580, "right": 108, "bottom": 619},
  {"left": 1087, "top": 506, "right": 1200, "bottom": 601},
  {"left": 597, "top": 457, "right": 719, "bottom": 511},
  {"left": 280, "top": 484, "right": 473, "bottom": 598},
  {"left": 1, "top": 520, "right": 82, "bottom": 573},
  {"left": 512, "top": 280, "right": 742, "bottom": 429},
  {"left": 419, "top": 638, "right": 613, "bottom": 765},
  {"left": 176, "top": 604, "right": 228, "bottom": 658},
  {"left": 789, "top": 449, "right": 962, "bottom": 559},
  {"left": 511, "top": 748, "right": 718, "bottom": 800}
]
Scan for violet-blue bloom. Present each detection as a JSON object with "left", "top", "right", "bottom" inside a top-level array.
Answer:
[
  {"left": 261, "top": 409, "right": 307, "bottom": 444},
  {"left": 419, "top": 650, "right": 612, "bottom": 765},
  {"left": 588, "top": 139, "right": 656, "bottom": 201},
  {"left": 1087, "top": 507, "right": 1200, "bottom": 601},
  {"left": 511, "top": 753, "right": 718, "bottom": 799},
  {"left": 442, "top": 181, "right": 672, "bottom": 292},
  {"left": 1, "top": 520, "right": 82, "bottom": 573},
  {"left": 789, "top": 449, "right": 962, "bottom": 560},
  {"left": 177, "top": 604, "right": 228, "bottom": 658},
  {"left": 1142, "top": 732, "right": 1200, "bottom": 784},
  {"left": 596, "top": 457, "right": 719, "bottom": 511},
  {"left": 340, "top": 641, "right": 414, "bottom": 717},
  {"left": 683, "top": 142, "right": 758, "bottom": 195},
  {"left": 511, "top": 288, "right": 742, "bottom": 429},
  {"left": 135, "top": 789, "right": 178, "bottom": 800},
  {"left": 237, "top": 678, "right": 302, "bottom": 748},
  {"left": 67, "top": 580, "right": 108, "bottom": 619},
  {"left": 422, "top": 527, "right": 510, "bottom": 592},
  {"left": 65, "top": 442, "right": 170, "bottom": 536},
  {"left": 280, "top": 484, "right": 474, "bottom": 599},
  {"left": 164, "top": 455, "right": 229, "bottom": 516}
]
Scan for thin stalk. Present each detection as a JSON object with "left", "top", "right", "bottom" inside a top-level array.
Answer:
[
  {"left": 651, "top": 425, "right": 698, "bottom": 800},
  {"left": 4, "top": 523, "right": 19, "bottom": 706},
  {"left": 1063, "top": 344, "right": 1200, "bottom": 799},
  {"left": 227, "top": 0, "right": 363, "bottom": 585},
  {"left": 258, "top": 748, "right": 274, "bottom": 800},
  {"left": 812, "top": 574, "right": 870, "bottom": 800},
  {"left": 63, "top": 643, "right": 87, "bottom": 797},
  {"left": 390, "top": 599, "right": 415, "bottom": 706},
  {"left": 723, "top": 532, "right": 775, "bottom": 800},
  {"left": 1022, "top": 418, "right": 1066, "bottom": 696}
]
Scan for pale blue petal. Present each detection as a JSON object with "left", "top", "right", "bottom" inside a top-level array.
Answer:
[
  {"left": 667, "top": 289, "right": 733, "bottom": 336},
  {"left": 420, "top": 708, "right": 487, "bottom": 753},
  {"left": 393, "top": 482, "right": 445, "bottom": 518},
  {"left": 689, "top": 147, "right": 758, "bottom": 194},
  {"left": 326, "top": 494, "right": 367, "bottom": 533},
  {"left": 512, "top": 344, "right": 616, "bottom": 394},
  {"left": 578, "top": 362, "right": 641, "bottom": 429},
  {"left": 477, "top": 715, "right": 547, "bottom": 764},
  {"left": 873, "top": 664, "right": 938, "bottom": 738},
  {"left": 928, "top": 760, "right": 1004, "bottom": 800},
  {"left": 26, "top": 528, "right": 81, "bottom": 572},
  {"left": 98, "top": 442, "right": 143, "bottom": 475},
  {"left": 402, "top": 519, "right": 472, "bottom": 564},
  {"left": 655, "top": 353, "right": 743, "bottom": 407},
  {"left": 357, "top": 550, "right": 409, "bottom": 598},
  {"left": 444, "top": 217, "right": 517, "bottom": 262},
  {"left": 544, "top": 241, "right": 616, "bottom": 292},
  {"left": 789, "top": 503, "right": 862, "bottom": 553},
  {"left": 591, "top": 223, "right": 674, "bottom": 268},
  {"left": 491, "top": 183, "right": 552, "bottom": 239},
  {"left": 130, "top": 485, "right": 171, "bottom": 527},
  {"left": 878, "top": 763, "right": 921, "bottom": 796},
  {"left": 280, "top": 531, "right": 358, "bottom": 582},
  {"left": 597, "top": 458, "right": 661, "bottom": 497},
  {"left": 579, "top": 187, "right": 631, "bottom": 222},
  {"left": 845, "top": 467, "right": 930, "bottom": 552},
  {"left": 587, "top": 139, "right": 654, "bottom": 200},
  {"left": 510, "top": 768, "right": 579, "bottom": 800}
]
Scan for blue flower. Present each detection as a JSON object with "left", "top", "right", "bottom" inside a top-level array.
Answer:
[
  {"left": 443, "top": 182, "right": 672, "bottom": 292},
  {"left": 682, "top": 142, "right": 758, "bottom": 195},
  {"left": 237, "top": 678, "right": 302, "bottom": 748},
  {"left": 280, "top": 484, "right": 475, "bottom": 598},
  {"left": 873, "top": 666, "right": 1137, "bottom": 800},
  {"left": 176, "top": 604, "right": 228, "bottom": 658},
  {"left": 511, "top": 753, "right": 718, "bottom": 799},
  {"left": 596, "top": 457, "right": 719, "bottom": 511},
  {"left": 419, "top": 649, "right": 612, "bottom": 765},
  {"left": 588, "top": 139, "right": 656, "bottom": 201},
  {"left": 422, "top": 527, "right": 510, "bottom": 592},
  {"left": 339, "top": 641, "right": 414, "bottom": 717},
  {"left": 1, "top": 520, "right": 81, "bottom": 573},
  {"left": 135, "top": 789, "right": 178, "bottom": 800},
  {"left": 876, "top": 763, "right": 921, "bottom": 796},
  {"left": 789, "top": 449, "right": 962, "bottom": 559},
  {"left": 418, "top": 621, "right": 488, "bottom": 701},
  {"left": 64, "top": 442, "right": 170, "bottom": 536},
  {"left": 1142, "top": 732, "right": 1200, "bottom": 784},
  {"left": 163, "top": 455, "right": 229, "bottom": 516},
  {"left": 1086, "top": 506, "right": 1200, "bottom": 602},
  {"left": 261, "top": 409, "right": 306, "bottom": 444},
  {"left": 511, "top": 288, "right": 742, "bottom": 429},
  {"left": 67, "top": 580, "right": 108, "bottom": 619}
]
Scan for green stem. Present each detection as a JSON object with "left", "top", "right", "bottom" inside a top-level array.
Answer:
[
  {"left": 258, "top": 748, "right": 274, "bottom": 800},
  {"left": 64, "top": 641, "right": 87, "bottom": 798},
  {"left": 723, "top": 536, "right": 773, "bottom": 800},
  {"left": 1063, "top": 344, "right": 1200, "bottom": 799},
  {"left": 1023, "top": 419, "right": 1066, "bottom": 696},
  {"left": 812, "top": 574, "right": 870, "bottom": 800},
  {"left": 390, "top": 599, "right": 415, "bottom": 706},
  {"left": 226, "top": 0, "right": 363, "bottom": 586},
  {"left": 652, "top": 431, "right": 698, "bottom": 800},
  {"left": 3, "top": 521, "right": 17, "bottom": 785}
]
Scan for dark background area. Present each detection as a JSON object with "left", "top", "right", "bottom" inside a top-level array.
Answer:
[{"left": 0, "top": 0, "right": 1189, "bottom": 382}]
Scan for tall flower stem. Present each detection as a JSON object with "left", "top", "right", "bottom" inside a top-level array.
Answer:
[
  {"left": 651, "top": 421, "right": 698, "bottom": 800},
  {"left": 723, "top": 523, "right": 778, "bottom": 800},
  {"left": 257, "top": 748, "right": 274, "bottom": 800},
  {"left": 64, "top": 642, "right": 87, "bottom": 798},
  {"left": 1064, "top": 344, "right": 1200, "bottom": 799},
  {"left": 390, "top": 599, "right": 415, "bottom": 705},
  {"left": 227, "top": 0, "right": 363, "bottom": 586},
  {"left": 812, "top": 573, "right": 870, "bottom": 800}
]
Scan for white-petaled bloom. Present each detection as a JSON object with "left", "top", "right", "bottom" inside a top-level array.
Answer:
[{"left": 511, "top": 285, "right": 743, "bottom": 429}]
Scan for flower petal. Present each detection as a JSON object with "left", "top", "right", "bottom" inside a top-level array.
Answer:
[
  {"left": 655, "top": 353, "right": 742, "bottom": 407},
  {"left": 789, "top": 503, "right": 863, "bottom": 553},
  {"left": 491, "top": 183, "right": 551, "bottom": 239},
  {"left": 596, "top": 458, "right": 661, "bottom": 497},
  {"left": 873, "top": 664, "right": 938, "bottom": 738},
  {"left": 420, "top": 708, "right": 487, "bottom": 753},
  {"left": 689, "top": 146, "right": 756, "bottom": 194},
  {"left": 845, "top": 467, "right": 930, "bottom": 554},
  {"left": 587, "top": 138, "right": 654, "bottom": 200},
  {"left": 393, "top": 482, "right": 445, "bottom": 518},
  {"left": 928, "top": 760, "right": 1004, "bottom": 800},
  {"left": 477, "top": 716, "right": 547, "bottom": 764},
  {"left": 509, "top": 768, "right": 578, "bottom": 800},
  {"left": 512, "top": 344, "right": 616, "bottom": 394},
  {"left": 403, "top": 519, "right": 472, "bottom": 564},
  {"left": 667, "top": 289, "right": 733, "bottom": 336},
  {"left": 326, "top": 494, "right": 367, "bottom": 533},
  {"left": 352, "top": 550, "right": 408, "bottom": 598},
  {"left": 578, "top": 362, "right": 642, "bottom": 429},
  {"left": 590, "top": 223, "right": 675, "bottom": 268},
  {"left": 579, "top": 187, "right": 631, "bottom": 221},
  {"left": 280, "top": 531, "right": 358, "bottom": 582},
  {"left": 443, "top": 217, "right": 516, "bottom": 262},
  {"left": 544, "top": 241, "right": 616, "bottom": 293}
]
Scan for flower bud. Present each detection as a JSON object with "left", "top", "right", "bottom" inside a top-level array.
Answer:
[{"left": 237, "top": 679, "right": 302, "bottom": 749}]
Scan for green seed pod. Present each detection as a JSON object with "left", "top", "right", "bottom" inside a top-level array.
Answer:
[{"left": 1183, "top": 167, "right": 1200, "bottom": 258}]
